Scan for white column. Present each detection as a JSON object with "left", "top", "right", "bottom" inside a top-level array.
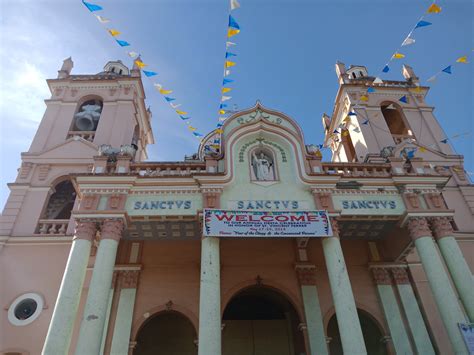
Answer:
[
  {"left": 391, "top": 267, "right": 435, "bottom": 355},
  {"left": 431, "top": 217, "right": 474, "bottom": 321},
  {"left": 296, "top": 265, "right": 328, "bottom": 355},
  {"left": 110, "top": 270, "right": 140, "bottom": 355},
  {"left": 407, "top": 218, "right": 468, "bottom": 354},
  {"left": 198, "top": 237, "right": 221, "bottom": 355},
  {"left": 322, "top": 221, "right": 367, "bottom": 355},
  {"left": 371, "top": 268, "right": 413, "bottom": 354},
  {"left": 75, "top": 219, "right": 124, "bottom": 355},
  {"left": 99, "top": 288, "right": 115, "bottom": 355},
  {"left": 42, "top": 220, "right": 96, "bottom": 355}
]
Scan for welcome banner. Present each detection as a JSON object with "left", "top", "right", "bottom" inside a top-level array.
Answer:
[{"left": 203, "top": 209, "right": 333, "bottom": 238}]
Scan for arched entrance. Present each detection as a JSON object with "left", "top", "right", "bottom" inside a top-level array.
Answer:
[
  {"left": 134, "top": 311, "right": 197, "bottom": 355},
  {"left": 327, "top": 309, "right": 388, "bottom": 355},
  {"left": 222, "top": 286, "right": 305, "bottom": 355}
]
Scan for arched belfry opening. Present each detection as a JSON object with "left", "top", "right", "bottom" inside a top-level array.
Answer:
[
  {"left": 327, "top": 309, "right": 388, "bottom": 355},
  {"left": 222, "top": 286, "right": 305, "bottom": 355},
  {"left": 72, "top": 98, "right": 103, "bottom": 132},
  {"left": 134, "top": 311, "right": 197, "bottom": 355},
  {"left": 42, "top": 180, "right": 76, "bottom": 220},
  {"left": 380, "top": 103, "right": 412, "bottom": 143}
]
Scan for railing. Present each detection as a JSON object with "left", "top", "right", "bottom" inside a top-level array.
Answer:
[
  {"left": 36, "top": 219, "right": 70, "bottom": 235},
  {"left": 320, "top": 163, "right": 392, "bottom": 177},
  {"left": 129, "top": 162, "right": 207, "bottom": 177},
  {"left": 67, "top": 131, "right": 95, "bottom": 142}
]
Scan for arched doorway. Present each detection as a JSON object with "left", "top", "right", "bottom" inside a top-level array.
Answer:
[
  {"left": 327, "top": 309, "right": 388, "bottom": 355},
  {"left": 222, "top": 286, "right": 305, "bottom": 355},
  {"left": 134, "top": 311, "right": 197, "bottom": 355}
]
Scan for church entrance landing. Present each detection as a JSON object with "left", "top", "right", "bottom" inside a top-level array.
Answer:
[{"left": 222, "top": 286, "right": 305, "bottom": 355}]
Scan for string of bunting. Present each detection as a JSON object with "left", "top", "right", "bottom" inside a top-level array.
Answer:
[
  {"left": 81, "top": 0, "right": 205, "bottom": 139},
  {"left": 210, "top": 0, "right": 241, "bottom": 151},
  {"left": 426, "top": 52, "right": 472, "bottom": 83}
]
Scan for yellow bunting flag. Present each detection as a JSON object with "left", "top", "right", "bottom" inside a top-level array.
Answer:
[
  {"left": 215, "top": 129, "right": 224, "bottom": 134},
  {"left": 315, "top": 150, "right": 322, "bottom": 158},
  {"left": 360, "top": 95, "right": 369, "bottom": 102},
  {"left": 188, "top": 126, "right": 197, "bottom": 131},
  {"left": 222, "top": 87, "right": 232, "bottom": 93},
  {"left": 456, "top": 56, "right": 468, "bottom": 63},
  {"left": 419, "top": 147, "right": 427, "bottom": 153},
  {"left": 176, "top": 110, "right": 188, "bottom": 115},
  {"left": 227, "top": 28, "right": 240, "bottom": 38},
  {"left": 343, "top": 116, "right": 351, "bottom": 123},
  {"left": 392, "top": 53, "right": 405, "bottom": 59},
  {"left": 411, "top": 86, "right": 423, "bottom": 93},
  {"left": 342, "top": 131, "right": 349, "bottom": 137},
  {"left": 159, "top": 89, "right": 173, "bottom": 95},
  {"left": 135, "top": 60, "right": 147, "bottom": 68},
  {"left": 219, "top": 110, "right": 226, "bottom": 115},
  {"left": 225, "top": 61, "right": 236, "bottom": 68},
  {"left": 108, "top": 29, "right": 121, "bottom": 37},
  {"left": 427, "top": 3, "right": 441, "bottom": 13}
]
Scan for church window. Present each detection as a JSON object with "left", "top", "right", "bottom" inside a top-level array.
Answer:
[
  {"left": 8, "top": 293, "right": 44, "bottom": 326},
  {"left": 42, "top": 180, "right": 76, "bottom": 220},
  {"left": 249, "top": 147, "right": 277, "bottom": 181},
  {"left": 352, "top": 72, "right": 357, "bottom": 79},
  {"left": 381, "top": 102, "right": 413, "bottom": 143},
  {"left": 72, "top": 98, "right": 103, "bottom": 132}
]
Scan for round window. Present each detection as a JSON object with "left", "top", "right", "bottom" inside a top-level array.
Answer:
[{"left": 8, "top": 293, "right": 44, "bottom": 326}]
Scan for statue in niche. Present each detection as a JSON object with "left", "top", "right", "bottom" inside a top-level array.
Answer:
[{"left": 252, "top": 151, "right": 275, "bottom": 180}]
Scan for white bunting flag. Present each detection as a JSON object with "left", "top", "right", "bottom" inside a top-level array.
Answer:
[
  {"left": 127, "top": 52, "right": 139, "bottom": 58},
  {"left": 224, "top": 69, "right": 231, "bottom": 76},
  {"left": 401, "top": 37, "right": 415, "bottom": 46},
  {"left": 153, "top": 83, "right": 163, "bottom": 90},
  {"left": 221, "top": 95, "right": 232, "bottom": 102},
  {"left": 95, "top": 15, "right": 110, "bottom": 23},
  {"left": 226, "top": 41, "right": 237, "bottom": 48},
  {"left": 230, "top": 0, "right": 240, "bottom": 10},
  {"left": 373, "top": 77, "right": 383, "bottom": 84},
  {"left": 170, "top": 103, "right": 182, "bottom": 109}
]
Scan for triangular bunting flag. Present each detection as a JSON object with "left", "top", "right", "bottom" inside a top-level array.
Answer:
[
  {"left": 82, "top": 1, "right": 102, "bottom": 12},
  {"left": 333, "top": 129, "right": 339, "bottom": 134},
  {"left": 180, "top": 116, "right": 191, "bottom": 120},
  {"left": 164, "top": 96, "right": 176, "bottom": 102},
  {"left": 442, "top": 66, "right": 452, "bottom": 74},
  {"left": 227, "top": 28, "right": 240, "bottom": 38},
  {"left": 134, "top": 60, "right": 147, "bottom": 68},
  {"left": 402, "top": 37, "right": 416, "bottom": 46},
  {"left": 116, "top": 39, "right": 130, "bottom": 47},
  {"left": 342, "top": 131, "right": 349, "bottom": 137},
  {"left": 360, "top": 95, "right": 369, "bottom": 102},
  {"left": 222, "top": 87, "right": 232, "bottom": 93},
  {"left": 353, "top": 127, "right": 361, "bottom": 133},
  {"left": 193, "top": 132, "right": 203, "bottom": 137},
  {"left": 427, "top": 3, "right": 441, "bottom": 13},
  {"left": 219, "top": 109, "right": 226, "bottom": 115},
  {"left": 399, "top": 95, "right": 408, "bottom": 103},
  {"left": 392, "top": 52, "right": 405, "bottom": 59},
  {"left": 415, "top": 20, "right": 432, "bottom": 29},
  {"left": 215, "top": 129, "right": 224, "bottom": 134},
  {"left": 223, "top": 79, "right": 234, "bottom": 85},
  {"left": 95, "top": 15, "right": 110, "bottom": 23},
  {"left": 226, "top": 61, "right": 236, "bottom": 68},
  {"left": 226, "top": 41, "right": 237, "bottom": 47},
  {"left": 419, "top": 147, "right": 427, "bottom": 153},
  {"left": 367, "top": 87, "right": 375, "bottom": 93},
  {"left": 385, "top": 104, "right": 396, "bottom": 110},
  {"left": 160, "top": 89, "right": 173, "bottom": 95},
  {"left": 127, "top": 52, "right": 139, "bottom": 58},
  {"left": 230, "top": 0, "right": 240, "bottom": 10},
  {"left": 362, "top": 120, "right": 369, "bottom": 125},
  {"left": 221, "top": 96, "right": 232, "bottom": 102},
  {"left": 382, "top": 65, "right": 390, "bottom": 73},
  {"left": 456, "top": 56, "right": 468, "bottom": 63},
  {"left": 170, "top": 103, "right": 181, "bottom": 109},
  {"left": 224, "top": 69, "right": 231, "bottom": 76},
  {"left": 343, "top": 116, "right": 351, "bottom": 123},
  {"left": 176, "top": 110, "right": 188, "bottom": 115},
  {"left": 348, "top": 111, "right": 357, "bottom": 116},
  {"left": 108, "top": 29, "right": 121, "bottom": 37},
  {"left": 219, "top": 117, "right": 228, "bottom": 121},
  {"left": 441, "top": 138, "right": 448, "bottom": 144},
  {"left": 373, "top": 77, "right": 383, "bottom": 84},
  {"left": 226, "top": 52, "right": 237, "bottom": 58},
  {"left": 188, "top": 126, "right": 197, "bottom": 131},
  {"left": 228, "top": 15, "right": 240, "bottom": 29},
  {"left": 143, "top": 70, "right": 158, "bottom": 77},
  {"left": 219, "top": 103, "right": 228, "bottom": 108}
]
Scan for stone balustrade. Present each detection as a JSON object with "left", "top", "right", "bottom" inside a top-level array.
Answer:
[
  {"left": 36, "top": 219, "right": 70, "bottom": 235},
  {"left": 320, "top": 163, "right": 392, "bottom": 177},
  {"left": 129, "top": 162, "right": 207, "bottom": 177},
  {"left": 67, "top": 130, "right": 95, "bottom": 142}
]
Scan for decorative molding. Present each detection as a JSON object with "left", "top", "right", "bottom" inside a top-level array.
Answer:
[
  {"left": 295, "top": 264, "right": 317, "bottom": 285},
  {"left": 120, "top": 270, "right": 140, "bottom": 288},
  {"left": 430, "top": 216, "right": 454, "bottom": 240},
  {"left": 73, "top": 220, "right": 97, "bottom": 241},
  {"left": 391, "top": 267, "right": 410, "bottom": 285},
  {"left": 371, "top": 267, "right": 392, "bottom": 285},
  {"left": 37, "top": 164, "right": 51, "bottom": 181},
  {"left": 18, "top": 162, "right": 33, "bottom": 179},
  {"left": 100, "top": 219, "right": 124, "bottom": 241},
  {"left": 406, "top": 217, "right": 432, "bottom": 240}
]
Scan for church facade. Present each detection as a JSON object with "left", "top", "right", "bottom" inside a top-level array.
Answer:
[{"left": 0, "top": 58, "right": 473, "bottom": 355}]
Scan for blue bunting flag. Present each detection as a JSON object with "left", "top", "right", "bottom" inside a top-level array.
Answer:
[
  {"left": 228, "top": 15, "right": 240, "bottom": 29},
  {"left": 442, "top": 66, "right": 452, "bottom": 74},
  {"left": 415, "top": 20, "right": 432, "bottom": 29},
  {"left": 115, "top": 39, "right": 130, "bottom": 47},
  {"left": 143, "top": 70, "right": 158, "bottom": 77},
  {"left": 82, "top": 1, "right": 103, "bottom": 12}
]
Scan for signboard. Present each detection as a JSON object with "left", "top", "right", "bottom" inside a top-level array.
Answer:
[
  {"left": 227, "top": 200, "right": 311, "bottom": 210},
  {"left": 126, "top": 194, "right": 202, "bottom": 216},
  {"left": 203, "top": 209, "right": 332, "bottom": 238},
  {"left": 459, "top": 323, "right": 474, "bottom": 353},
  {"left": 332, "top": 195, "right": 405, "bottom": 216}
]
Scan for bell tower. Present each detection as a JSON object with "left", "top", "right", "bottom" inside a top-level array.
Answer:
[
  {"left": 0, "top": 58, "right": 154, "bottom": 237},
  {"left": 323, "top": 62, "right": 455, "bottom": 164}
]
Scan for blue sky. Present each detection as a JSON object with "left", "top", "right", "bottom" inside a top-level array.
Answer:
[{"left": 0, "top": 0, "right": 472, "bottom": 208}]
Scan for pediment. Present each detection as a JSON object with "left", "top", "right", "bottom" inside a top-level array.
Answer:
[{"left": 23, "top": 137, "right": 98, "bottom": 160}]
